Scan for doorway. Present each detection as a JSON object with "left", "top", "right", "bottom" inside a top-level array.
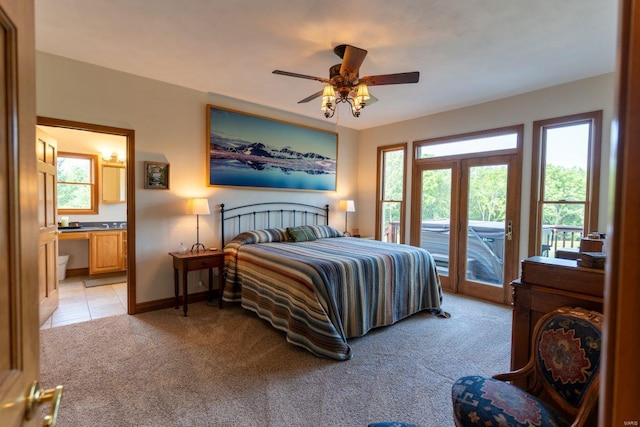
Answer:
[
  {"left": 37, "top": 117, "right": 136, "bottom": 317},
  {"left": 411, "top": 126, "right": 522, "bottom": 304}
]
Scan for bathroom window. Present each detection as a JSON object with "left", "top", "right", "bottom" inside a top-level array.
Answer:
[{"left": 57, "top": 152, "right": 99, "bottom": 214}]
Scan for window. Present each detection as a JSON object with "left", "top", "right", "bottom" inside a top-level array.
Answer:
[
  {"left": 376, "top": 143, "right": 407, "bottom": 243},
  {"left": 529, "top": 111, "right": 602, "bottom": 257},
  {"left": 57, "top": 152, "right": 99, "bottom": 214},
  {"left": 416, "top": 132, "right": 518, "bottom": 159}
]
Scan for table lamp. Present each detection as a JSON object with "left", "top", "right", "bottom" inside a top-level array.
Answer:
[
  {"left": 338, "top": 200, "right": 355, "bottom": 235},
  {"left": 188, "top": 198, "right": 210, "bottom": 251}
]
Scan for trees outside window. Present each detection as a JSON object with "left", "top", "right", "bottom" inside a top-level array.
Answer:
[
  {"left": 57, "top": 152, "right": 99, "bottom": 214},
  {"left": 529, "top": 111, "right": 602, "bottom": 257},
  {"left": 376, "top": 143, "right": 406, "bottom": 243}
]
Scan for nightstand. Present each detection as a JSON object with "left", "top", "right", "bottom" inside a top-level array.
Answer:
[{"left": 169, "top": 250, "right": 225, "bottom": 316}]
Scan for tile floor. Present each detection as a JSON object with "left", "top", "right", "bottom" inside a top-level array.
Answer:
[{"left": 40, "top": 276, "right": 128, "bottom": 330}]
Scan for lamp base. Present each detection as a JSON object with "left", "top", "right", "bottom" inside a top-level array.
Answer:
[{"left": 191, "top": 243, "right": 207, "bottom": 252}]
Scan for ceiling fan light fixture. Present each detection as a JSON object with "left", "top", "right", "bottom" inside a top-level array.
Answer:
[
  {"left": 274, "top": 44, "right": 419, "bottom": 120},
  {"left": 321, "top": 98, "right": 334, "bottom": 118},
  {"left": 356, "top": 83, "right": 370, "bottom": 101},
  {"left": 322, "top": 84, "right": 336, "bottom": 103},
  {"left": 321, "top": 84, "right": 337, "bottom": 117}
]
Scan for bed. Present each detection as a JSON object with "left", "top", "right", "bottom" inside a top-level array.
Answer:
[{"left": 220, "top": 202, "right": 447, "bottom": 360}]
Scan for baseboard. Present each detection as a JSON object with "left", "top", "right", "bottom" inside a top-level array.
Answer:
[
  {"left": 65, "top": 268, "right": 127, "bottom": 279},
  {"left": 134, "top": 290, "right": 220, "bottom": 314},
  {"left": 66, "top": 267, "right": 89, "bottom": 277}
]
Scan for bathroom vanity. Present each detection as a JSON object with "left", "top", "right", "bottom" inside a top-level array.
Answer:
[{"left": 59, "top": 226, "right": 127, "bottom": 276}]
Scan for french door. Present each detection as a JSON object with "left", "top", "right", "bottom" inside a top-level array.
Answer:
[{"left": 411, "top": 154, "right": 520, "bottom": 304}]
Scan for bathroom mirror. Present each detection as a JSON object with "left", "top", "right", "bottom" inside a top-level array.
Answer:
[{"left": 102, "top": 165, "right": 126, "bottom": 203}]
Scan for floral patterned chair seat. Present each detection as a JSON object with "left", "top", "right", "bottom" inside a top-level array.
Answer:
[{"left": 451, "top": 306, "right": 603, "bottom": 427}]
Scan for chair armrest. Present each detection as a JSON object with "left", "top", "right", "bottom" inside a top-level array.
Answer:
[{"left": 491, "top": 359, "right": 535, "bottom": 382}]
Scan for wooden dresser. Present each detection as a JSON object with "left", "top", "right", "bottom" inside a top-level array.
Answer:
[{"left": 510, "top": 256, "right": 604, "bottom": 378}]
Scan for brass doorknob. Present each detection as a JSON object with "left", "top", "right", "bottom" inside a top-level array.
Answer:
[{"left": 24, "top": 381, "right": 64, "bottom": 427}]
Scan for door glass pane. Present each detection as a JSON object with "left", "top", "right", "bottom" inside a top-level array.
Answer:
[
  {"left": 540, "top": 203, "right": 585, "bottom": 257},
  {"left": 420, "top": 169, "right": 452, "bottom": 277},
  {"left": 466, "top": 165, "right": 507, "bottom": 285},
  {"left": 381, "top": 201, "right": 401, "bottom": 243},
  {"left": 543, "top": 124, "right": 589, "bottom": 201}
]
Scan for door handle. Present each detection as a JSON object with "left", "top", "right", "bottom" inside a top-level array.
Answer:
[
  {"left": 24, "top": 381, "right": 64, "bottom": 426},
  {"left": 506, "top": 220, "right": 513, "bottom": 241}
]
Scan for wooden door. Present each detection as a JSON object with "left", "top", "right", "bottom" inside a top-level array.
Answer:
[
  {"left": 36, "top": 127, "right": 59, "bottom": 324},
  {"left": 0, "top": 0, "right": 48, "bottom": 426},
  {"left": 601, "top": 0, "right": 640, "bottom": 423},
  {"left": 412, "top": 153, "right": 520, "bottom": 304},
  {"left": 457, "top": 155, "right": 520, "bottom": 304}
]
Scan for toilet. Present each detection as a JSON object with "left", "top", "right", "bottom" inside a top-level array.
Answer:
[{"left": 58, "top": 254, "right": 70, "bottom": 281}]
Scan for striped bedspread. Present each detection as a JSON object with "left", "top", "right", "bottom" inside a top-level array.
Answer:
[{"left": 223, "top": 225, "right": 444, "bottom": 360}]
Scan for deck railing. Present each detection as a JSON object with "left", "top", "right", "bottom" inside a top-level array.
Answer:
[{"left": 541, "top": 225, "right": 583, "bottom": 256}]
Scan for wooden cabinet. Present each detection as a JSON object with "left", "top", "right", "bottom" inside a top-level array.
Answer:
[
  {"left": 122, "top": 230, "right": 127, "bottom": 270},
  {"left": 89, "top": 230, "right": 126, "bottom": 275},
  {"left": 510, "top": 256, "right": 604, "bottom": 386}
]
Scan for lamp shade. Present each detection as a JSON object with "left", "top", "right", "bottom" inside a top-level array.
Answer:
[
  {"left": 187, "top": 198, "right": 210, "bottom": 215},
  {"left": 338, "top": 200, "right": 356, "bottom": 212}
]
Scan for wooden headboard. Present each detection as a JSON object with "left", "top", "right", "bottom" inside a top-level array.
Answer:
[{"left": 220, "top": 202, "right": 329, "bottom": 246}]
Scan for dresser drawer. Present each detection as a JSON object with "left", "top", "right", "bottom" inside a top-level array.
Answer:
[{"left": 185, "top": 256, "right": 223, "bottom": 270}]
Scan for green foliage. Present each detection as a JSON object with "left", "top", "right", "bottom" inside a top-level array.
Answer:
[
  {"left": 421, "top": 169, "right": 451, "bottom": 220},
  {"left": 541, "top": 165, "right": 586, "bottom": 227},
  {"left": 381, "top": 150, "right": 405, "bottom": 222},
  {"left": 417, "top": 164, "right": 586, "bottom": 227},
  {"left": 467, "top": 166, "right": 507, "bottom": 222},
  {"left": 382, "top": 150, "right": 587, "bottom": 235},
  {"left": 57, "top": 157, "right": 92, "bottom": 209},
  {"left": 57, "top": 183, "right": 91, "bottom": 209}
]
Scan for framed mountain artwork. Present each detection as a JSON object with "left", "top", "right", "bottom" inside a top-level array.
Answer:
[{"left": 206, "top": 105, "right": 338, "bottom": 191}]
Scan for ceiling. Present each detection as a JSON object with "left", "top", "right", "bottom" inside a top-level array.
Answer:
[{"left": 34, "top": 0, "right": 618, "bottom": 131}]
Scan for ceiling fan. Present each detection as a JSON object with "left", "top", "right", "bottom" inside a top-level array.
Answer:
[{"left": 273, "top": 44, "right": 420, "bottom": 118}]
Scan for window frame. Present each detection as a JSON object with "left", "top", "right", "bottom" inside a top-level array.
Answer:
[
  {"left": 376, "top": 143, "right": 407, "bottom": 243},
  {"left": 57, "top": 151, "right": 99, "bottom": 215},
  {"left": 528, "top": 111, "right": 602, "bottom": 256}
]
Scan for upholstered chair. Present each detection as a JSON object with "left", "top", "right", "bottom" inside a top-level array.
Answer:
[{"left": 451, "top": 306, "right": 602, "bottom": 427}]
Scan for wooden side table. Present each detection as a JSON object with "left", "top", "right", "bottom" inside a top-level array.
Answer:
[{"left": 169, "top": 250, "right": 225, "bottom": 316}]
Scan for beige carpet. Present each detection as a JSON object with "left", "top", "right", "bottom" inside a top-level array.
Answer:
[{"left": 39, "top": 292, "right": 511, "bottom": 427}]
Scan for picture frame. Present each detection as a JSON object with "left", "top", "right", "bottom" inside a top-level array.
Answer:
[
  {"left": 144, "top": 161, "right": 170, "bottom": 189},
  {"left": 206, "top": 105, "right": 338, "bottom": 191}
]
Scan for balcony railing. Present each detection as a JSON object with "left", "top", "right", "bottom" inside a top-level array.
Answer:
[{"left": 541, "top": 225, "right": 584, "bottom": 256}]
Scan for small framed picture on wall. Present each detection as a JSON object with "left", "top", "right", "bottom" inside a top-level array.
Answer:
[{"left": 144, "top": 161, "right": 170, "bottom": 189}]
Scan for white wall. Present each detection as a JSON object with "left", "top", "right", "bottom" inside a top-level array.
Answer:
[
  {"left": 36, "top": 52, "right": 359, "bottom": 304},
  {"left": 356, "top": 73, "right": 616, "bottom": 260}
]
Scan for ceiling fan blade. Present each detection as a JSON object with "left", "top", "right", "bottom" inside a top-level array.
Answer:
[
  {"left": 298, "top": 90, "right": 323, "bottom": 104},
  {"left": 339, "top": 45, "right": 368, "bottom": 78},
  {"left": 360, "top": 71, "right": 420, "bottom": 86},
  {"left": 272, "top": 70, "right": 331, "bottom": 84}
]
